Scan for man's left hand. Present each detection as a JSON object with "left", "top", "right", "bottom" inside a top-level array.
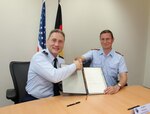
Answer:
[{"left": 104, "top": 85, "right": 120, "bottom": 94}]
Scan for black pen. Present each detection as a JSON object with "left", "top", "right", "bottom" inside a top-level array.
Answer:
[
  {"left": 67, "top": 101, "right": 81, "bottom": 107},
  {"left": 128, "top": 105, "right": 140, "bottom": 110}
]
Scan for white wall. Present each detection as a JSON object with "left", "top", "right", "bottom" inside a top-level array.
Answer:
[
  {"left": 143, "top": 1, "right": 150, "bottom": 87},
  {"left": 63, "top": 0, "right": 148, "bottom": 87},
  {"left": 0, "top": 0, "right": 149, "bottom": 107},
  {"left": 0, "top": 0, "right": 40, "bottom": 106}
]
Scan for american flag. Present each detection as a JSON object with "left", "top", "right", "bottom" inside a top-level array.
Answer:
[{"left": 37, "top": 0, "right": 46, "bottom": 51}]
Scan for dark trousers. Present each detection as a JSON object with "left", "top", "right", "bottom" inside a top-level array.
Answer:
[{"left": 21, "top": 93, "right": 38, "bottom": 103}]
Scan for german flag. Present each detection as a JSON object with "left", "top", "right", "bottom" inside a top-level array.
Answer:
[{"left": 55, "top": 3, "right": 64, "bottom": 57}]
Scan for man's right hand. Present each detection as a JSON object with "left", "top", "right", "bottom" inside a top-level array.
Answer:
[{"left": 74, "top": 59, "right": 83, "bottom": 70}]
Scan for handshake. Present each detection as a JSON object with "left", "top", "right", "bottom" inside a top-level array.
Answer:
[{"left": 73, "top": 57, "right": 84, "bottom": 70}]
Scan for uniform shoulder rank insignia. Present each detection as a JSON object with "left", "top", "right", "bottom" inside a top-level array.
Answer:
[
  {"left": 59, "top": 55, "right": 64, "bottom": 59},
  {"left": 91, "top": 48, "right": 100, "bottom": 51},
  {"left": 42, "top": 50, "right": 48, "bottom": 56},
  {"left": 115, "top": 51, "right": 124, "bottom": 56}
]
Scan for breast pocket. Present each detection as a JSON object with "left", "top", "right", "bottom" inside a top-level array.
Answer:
[
  {"left": 108, "top": 63, "right": 118, "bottom": 77},
  {"left": 91, "top": 62, "right": 102, "bottom": 67}
]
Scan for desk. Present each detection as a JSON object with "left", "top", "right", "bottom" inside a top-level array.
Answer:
[{"left": 0, "top": 86, "right": 150, "bottom": 114}]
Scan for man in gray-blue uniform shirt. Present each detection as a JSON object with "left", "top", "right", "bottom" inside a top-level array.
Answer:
[
  {"left": 78, "top": 30, "right": 128, "bottom": 94},
  {"left": 25, "top": 29, "right": 82, "bottom": 100}
]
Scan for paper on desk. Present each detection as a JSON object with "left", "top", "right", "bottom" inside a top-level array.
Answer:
[{"left": 133, "top": 103, "right": 150, "bottom": 114}]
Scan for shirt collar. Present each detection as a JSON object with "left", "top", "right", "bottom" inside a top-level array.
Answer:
[
  {"left": 45, "top": 48, "right": 59, "bottom": 61},
  {"left": 99, "top": 48, "right": 115, "bottom": 57}
]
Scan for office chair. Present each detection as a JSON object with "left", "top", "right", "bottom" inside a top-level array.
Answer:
[
  {"left": 6, "top": 61, "right": 30, "bottom": 104},
  {"left": 83, "top": 60, "right": 91, "bottom": 67}
]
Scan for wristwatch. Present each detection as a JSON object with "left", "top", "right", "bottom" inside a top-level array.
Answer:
[{"left": 117, "top": 83, "right": 122, "bottom": 88}]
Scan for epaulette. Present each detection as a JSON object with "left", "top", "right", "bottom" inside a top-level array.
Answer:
[
  {"left": 115, "top": 51, "right": 124, "bottom": 56},
  {"left": 91, "top": 48, "right": 100, "bottom": 51},
  {"left": 59, "top": 55, "right": 64, "bottom": 59},
  {"left": 42, "top": 50, "right": 48, "bottom": 56}
]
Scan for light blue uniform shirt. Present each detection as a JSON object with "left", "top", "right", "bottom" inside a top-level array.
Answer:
[
  {"left": 26, "top": 49, "right": 76, "bottom": 98},
  {"left": 82, "top": 48, "right": 128, "bottom": 86}
]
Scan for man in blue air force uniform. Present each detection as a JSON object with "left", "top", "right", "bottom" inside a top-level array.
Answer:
[
  {"left": 25, "top": 29, "right": 82, "bottom": 101},
  {"left": 77, "top": 30, "right": 128, "bottom": 94}
]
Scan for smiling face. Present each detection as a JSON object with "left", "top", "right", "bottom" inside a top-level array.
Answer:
[
  {"left": 100, "top": 32, "right": 114, "bottom": 50},
  {"left": 46, "top": 32, "right": 65, "bottom": 57}
]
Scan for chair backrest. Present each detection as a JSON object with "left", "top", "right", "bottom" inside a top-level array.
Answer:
[
  {"left": 83, "top": 60, "right": 91, "bottom": 67},
  {"left": 10, "top": 61, "right": 30, "bottom": 102}
]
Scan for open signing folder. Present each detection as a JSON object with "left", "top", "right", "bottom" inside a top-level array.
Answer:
[{"left": 62, "top": 65, "right": 107, "bottom": 95}]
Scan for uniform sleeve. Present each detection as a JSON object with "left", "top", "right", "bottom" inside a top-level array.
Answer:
[
  {"left": 119, "top": 56, "right": 128, "bottom": 73},
  {"left": 30, "top": 54, "right": 76, "bottom": 83},
  {"left": 82, "top": 50, "right": 93, "bottom": 61}
]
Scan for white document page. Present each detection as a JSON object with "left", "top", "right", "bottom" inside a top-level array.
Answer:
[
  {"left": 83, "top": 67, "right": 107, "bottom": 94},
  {"left": 62, "top": 66, "right": 86, "bottom": 94}
]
